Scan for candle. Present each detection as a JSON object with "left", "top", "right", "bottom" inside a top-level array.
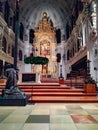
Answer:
[{"left": 87, "top": 51, "right": 90, "bottom": 60}]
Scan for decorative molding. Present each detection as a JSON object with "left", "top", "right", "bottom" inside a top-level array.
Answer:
[{"left": 89, "top": 28, "right": 97, "bottom": 42}]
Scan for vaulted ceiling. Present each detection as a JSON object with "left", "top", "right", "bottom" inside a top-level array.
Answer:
[
  {"left": 15, "top": 0, "right": 76, "bottom": 30},
  {"left": 5, "top": 0, "right": 78, "bottom": 29}
]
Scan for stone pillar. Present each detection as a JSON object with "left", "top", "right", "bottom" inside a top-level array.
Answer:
[
  {"left": 96, "top": 1, "right": 98, "bottom": 87},
  {"left": 90, "top": 1, "right": 98, "bottom": 87},
  {"left": 24, "top": 29, "right": 32, "bottom": 72},
  {"left": 97, "top": 0, "right": 98, "bottom": 45}
]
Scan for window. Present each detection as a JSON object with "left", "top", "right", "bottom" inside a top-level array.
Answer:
[
  {"left": 19, "top": 23, "right": 24, "bottom": 41},
  {"left": 0, "top": 2, "right": 3, "bottom": 13},
  {"left": 8, "top": 44, "right": 11, "bottom": 54},
  {"left": 67, "top": 50, "right": 69, "bottom": 60},
  {"left": 9, "top": 17, "right": 13, "bottom": 27},
  {"left": 19, "top": 50, "right": 22, "bottom": 61},
  {"left": 29, "top": 29, "right": 35, "bottom": 44},
  {"left": 2, "top": 36, "right": 7, "bottom": 53},
  {"left": 95, "top": 49, "right": 98, "bottom": 57},
  {"left": 4, "top": 0, "right": 10, "bottom": 24},
  {"left": 11, "top": 45, "right": 14, "bottom": 57}
]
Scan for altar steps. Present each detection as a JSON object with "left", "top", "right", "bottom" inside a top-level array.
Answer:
[
  {"left": 0, "top": 83, "right": 98, "bottom": 103},
  {"left": 19, "top": 83, "right": 98, "bottom": 103},
  {"left": 29, "top": 95, "right": 98, "bottom": 103},
  {"left": 18, "top": 85, "right": 96, "bottom": 97}
]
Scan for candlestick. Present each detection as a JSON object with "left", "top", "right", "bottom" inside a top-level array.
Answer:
[{"left": 87, "top": 51, "right": 89, "bottom": 60}]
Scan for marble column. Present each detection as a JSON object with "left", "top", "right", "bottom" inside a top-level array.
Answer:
[{"left": 97, "top": 0, "right": 98, "bottom": 47}]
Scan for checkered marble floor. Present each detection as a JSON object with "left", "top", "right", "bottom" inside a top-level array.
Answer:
[{"left": 0, "top": 103, "right": 98, "bottom": 130}]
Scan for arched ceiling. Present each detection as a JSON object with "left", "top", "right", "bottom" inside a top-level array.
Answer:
[{"left": 9, "top": 0, "right": 77, "bottom": 29}]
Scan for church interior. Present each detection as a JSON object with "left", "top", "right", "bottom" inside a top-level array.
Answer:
[{"left": 0, "top": 0, "right": 98, "bottom": 130}]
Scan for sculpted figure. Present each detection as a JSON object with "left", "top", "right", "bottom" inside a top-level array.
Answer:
[
  {"left": 2, "top": 64, "right": 26, "bottom": 99},
  {"left": 5, "top": 64, "right": 18, "bottom": 89}
]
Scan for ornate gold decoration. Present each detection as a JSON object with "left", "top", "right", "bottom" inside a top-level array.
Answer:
[
  {"left": 33, "top": 12, "right": 57, "bottom": 76},
  {"left": 35, "top": 12, "right": 55, "bottom": 33}
]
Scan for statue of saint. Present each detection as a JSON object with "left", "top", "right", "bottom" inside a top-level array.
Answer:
[
  {"left": 2, "top": 64, "right": 26, "bottom": 99},
  {"left": 5, "top": 64, "right": 19, "bottom": 89}
]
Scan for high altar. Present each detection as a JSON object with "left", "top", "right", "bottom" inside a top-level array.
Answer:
[{"left": 32, "top": 12, "right": 57, "bottom": 77}]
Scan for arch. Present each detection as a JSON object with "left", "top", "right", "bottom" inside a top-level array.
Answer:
[
  {"left": 56, "top": 53, "right": 61, "bottom": 63},
  {"left": 0, "top": 2, "right": 3, "bottom": 12},
  {"left": 19, "top": 22, "right": 24, "bottom": 41},
  {"left": 77, "top": 39, "right": 80, "bottom": 51},
  {"left": 66, "top": 23, "right": 70, "bottom": 39},
  {"left": 4, "top": 0, "right": 10, "bottom": 24},
  {"left": 8, "top": 44, "right": 11, "bottom": 54},
  {"left": 19, "top": 50, "right": 23, "bottom": 61},
  {"left": 11, "top": 45, "right": 14, "bottom": 57},
  {"left": 29, "top": 29, "right": 35, "bottom": 44},
  {"left": 56, "top": 29, "right": 61, "bottom": 44},
  {"left": 2, "top": 36, "right": 7, "bottom": 53},
  {"left": 9, "top": 17, "right": 13, "bottom": 27},
  {"left": 67, "top": 50, "right": 69, "bottom": 61}
]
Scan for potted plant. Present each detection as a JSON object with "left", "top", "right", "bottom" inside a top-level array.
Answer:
[{"left": 84, "top": 76, "right": 96, "bottom": 94}]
